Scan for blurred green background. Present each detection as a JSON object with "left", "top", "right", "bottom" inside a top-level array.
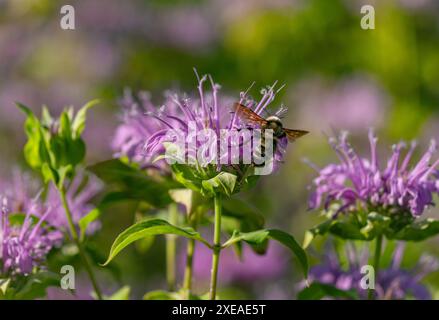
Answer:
[{"left": 1, "top": 0, "right": 439, "bottom": 299}]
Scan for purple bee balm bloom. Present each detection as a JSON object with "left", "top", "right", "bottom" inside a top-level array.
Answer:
[
  {"left": 1, "top": 196, "right": 62, "bottom": 276},
  {"left": 139, "top": 72, "right": 290, "bottom": 172},
  {"left": 308, "top": 243, "right": 438, "bottom": 300},
  {"left": 180, "top": 241, "right": 287, "bottom": 285},
  {"left": 308, "top": 129, "right": 439, "bottom": 217}
]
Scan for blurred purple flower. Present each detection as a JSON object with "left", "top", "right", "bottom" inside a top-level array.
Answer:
[
  {"left": 112, "top": 89, "right": 180, "bottom": 171},
  {"left": 0, "top": 196, "right": 62, "bottom": 276},
  {"left": 308, "top": 129, "right": 439, "bottom": 216},
  {"left": 309, "top": 243, "right": 438, "bottom": 299},
  {"left": 180, "top": 241, "right": 287, "bottom": 285},
  {"left": 1, "top": 170, "right": 102, "bottom": 237},
  {"left": 293, "top": 76, "right": 388, "bottom": 131},
  {"left": 78, "top": 0, "right": 217, "bottom": 51}
]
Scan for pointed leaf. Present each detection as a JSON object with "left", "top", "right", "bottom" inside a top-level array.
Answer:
[
  {"left": 103, "top": 219, "right": 211, "bottom": 266},
  {"left": 223, "top": 228, "right": 308, "bottom": 279},
  {"left": 72, "top": 99, "right": 99, "bottom": 138},
  {"left": 88, "top": 159, "right": 175, "bottom": 207},
  {"left": 297, "top": 282, "right": 358, "bottom": 300},
  {"left": 106, "top": 286, "right": 130, "bottom": 300},
  {"left": 390, "top": 219, "right": 439, "bottom": 241}
]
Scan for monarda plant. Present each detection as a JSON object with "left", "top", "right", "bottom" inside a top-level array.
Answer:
[
  {"left": 99, "top": 72, "right": 309, "bottom": 300},
  {"left": 305, "top": 129, "right": 439, "bottom": 299}
]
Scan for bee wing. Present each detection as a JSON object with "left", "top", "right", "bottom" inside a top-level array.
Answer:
[
  {"left": 283, "top": 128, "right": 309, "bottom": 142},
  {"left": 233, "top": 103, "right": 268, "bottom": 127}
]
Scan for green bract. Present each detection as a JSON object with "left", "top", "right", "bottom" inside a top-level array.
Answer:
[
  {"left": 171, "top": 163, "right": 259, "bottom": 198},
  {"left": 304, "top": 207, "right": 439, "bottom": 248}
]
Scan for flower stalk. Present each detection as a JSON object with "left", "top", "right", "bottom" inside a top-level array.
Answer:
[
  {"left": 183, "top": 237, "right": 195, "bottom": 299},
  {"left": 368, "top": 234, "right": 383, "bottom": 300},
  {"left": 59, "top": 186, "right": 103, "bottom": 300},
  {"left": 166, "top": 203, "right": 178, "bottom": 291},
  {"left": 209, "top": 194, "right": 222, "bottom": 300}
]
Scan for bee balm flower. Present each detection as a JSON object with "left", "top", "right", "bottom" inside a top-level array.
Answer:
[
  {"left": 1, "top": 197, "right": 62, "bottom": 276},
  {"left": 308, "top": 129, "right": 439, "bottom": 217}
]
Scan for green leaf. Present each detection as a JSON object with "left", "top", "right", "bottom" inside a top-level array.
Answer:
[
  {"left": 103, "top": 219, "right": 211, "bottom": 266},
  {"left": 88, "top": 159, "right": 175, "bottom": 208},
  {"left": 390, "top": 218, "right": 439, "bottom": 241},
  {"left": 56, "top": 165, "right": 73, "bottom": 189},
  {"left": 106, "top": 286, "right": 131, "bottom": 300},
  {"left": 221, "top": 198, "right": 266, "bottom": 255},
  {"left": 143, "top": 290, "right": 178, "bottom": 300},
  {"left": 17, "top": 103, "right": 50, "bottom": 171},
  {"left": 169, "top": 189, "right": 196, "bottom": 215},
  {"left": 0, "top": 279, "right": 11, "bottom": 295},
  {"left": 171, "top": 164, "right": 203, "bottom": 193},
  {"left": 202, "top": 172, "right": 237, "bottom": 197},
  {"left": 59, "top": 110, "right": 72, "bottom": 139},
  {"left": 297, "top": 282, "right": 358, "bottom": 300},
  {"left": 303, "top": 220, "right": 334, "bottom": 248},
  {"left": 41, "top": 163, "right": 58, "bottom": 185},
  {"left": 223, "top": 229, "right": 308, "bottom": 279},
  {"left": 13, "top": 271, "right": 61, "bottom": 300},
  {"left": 304, "top": 217, "right": 374, "bottom": 246},
  {"left": 135, "top": 235, "right": 155, "bottom": 254},
  {"left": 79, "top": 208, "right": 101, "bottom": 242},
  {"left": 143, "top": 290, "right": 203, "bottom": 300},
  {"left": 72, "top": 99, "right": 99, "bottom": 138}
]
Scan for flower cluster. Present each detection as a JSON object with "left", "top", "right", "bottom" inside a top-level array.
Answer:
[
  {"left": 1, "top": 196, "right": 62, "bottom": 276},
  {"left": 0, "top": 171, "right": 101, "bottom": 276},
  {"left": 308, "top": 129, "right": 439, "bottom": 217},
  {"left": 308, "top": 243, "right": 438, "bottom": 299},
  {"left": 113, "top": 73, "right": 291, "bottom": 176}
]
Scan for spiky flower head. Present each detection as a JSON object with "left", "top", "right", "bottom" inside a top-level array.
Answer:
[
  {"left": 308, "top": 129, "right": 439, "bottom": 217},
  {"left": 113, "top": 72, "right": 297, "bottom": 196},
  {"left": 1, "top": 196, "right": 62, "bottom": 276}
]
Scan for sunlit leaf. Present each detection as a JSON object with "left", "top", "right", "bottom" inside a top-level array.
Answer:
[
  {"left": 88, "top": 159, "right": 175, "bottom": 208},
  {"left": 223, "top": 228, "right": 308, "bottom": 278},
  {"left": 103, "top": 219, "right": 211, "bottom": 266},
  {"left": 297, "top": 282, "right": 358, "bottom": 300}
]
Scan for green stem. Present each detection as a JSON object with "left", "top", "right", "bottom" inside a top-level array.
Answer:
[
  {"left": 209, "top": 194, "right": 222, "bottom": 300},
  {"left": 368, "top": 234, "right": 383, "bottom": 300},
  {"left": 166, "top": 203, "right": 178, "bottom": 292},
  {"left": 183, "top": 238, "right": 195, "bottom": 299},
  {"left": 59, "top": 187, "right": 103, "bottom": 300}
]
